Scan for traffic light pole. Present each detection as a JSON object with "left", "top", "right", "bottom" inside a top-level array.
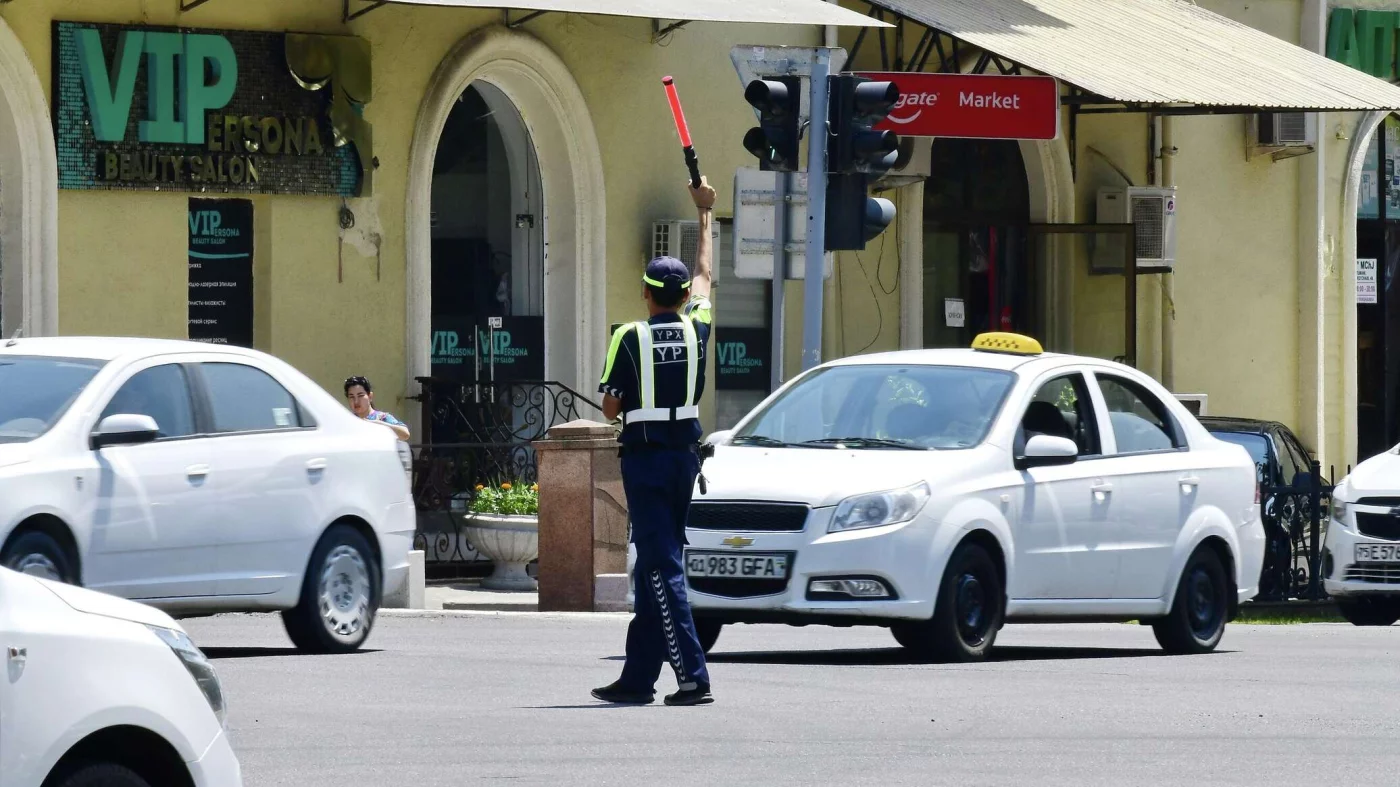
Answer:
[
  {"left": 770, "top": 171, "right": 788, "bottom": 392},
  {"left": 801, "top": 52, "right": 831, "bottom": 372}
]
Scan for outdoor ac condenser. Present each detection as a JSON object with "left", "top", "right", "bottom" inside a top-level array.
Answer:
[
  {"left": 1249, "top": 112, "right": 1316, "bottom": 162},
  {"left": 1096, "top": 186, "right": 1178, "bottom": 273},
  {"left": 652, "top": 220, "right": 721, "bottom": 282}
]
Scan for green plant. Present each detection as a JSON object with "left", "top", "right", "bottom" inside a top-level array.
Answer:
[{"left": 469, "top": 481, "right": 539, "bottom": 516}]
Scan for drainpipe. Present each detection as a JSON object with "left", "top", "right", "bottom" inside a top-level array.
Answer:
[{"left": 1160, "top": 116, "right": 1176, "bottom": 391}]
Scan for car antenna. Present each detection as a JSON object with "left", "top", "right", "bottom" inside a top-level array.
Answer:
[{"left": 3, "top": 328, "right": 20, "bottom": 347}]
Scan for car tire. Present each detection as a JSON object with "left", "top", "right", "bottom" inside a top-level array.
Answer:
[
  {"left": 2, "top": 530, "right": 76, "bottom": 584},
  {"left": 695, "top": 619, "right": 723, "bottom": 654},
  {"left": 52, "top": 763, "right": 152, "bottom": 787},
  {"left": 282, "top": 525, "right": 380, "bottom": 654},
  {"left": 896, "top": 542, "right": 1003, "bottom": 663},
  {"left": 1152, "top": 547, "right": 1229, "bottom": 655},
  {"left": 1336, "top": 597, "right": 1400, "bottom": 627}
]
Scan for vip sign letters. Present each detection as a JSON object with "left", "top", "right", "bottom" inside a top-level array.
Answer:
[{"left": 55, "top": 22, "right": 373, "bottom": 196}]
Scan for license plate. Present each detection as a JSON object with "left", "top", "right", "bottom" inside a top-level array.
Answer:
[
  {"left": 1356, "top": 543, "right": 1400, "bottom": 563},
  {"left": 685, "top": 550, "right": 789, "bottom": 580}
]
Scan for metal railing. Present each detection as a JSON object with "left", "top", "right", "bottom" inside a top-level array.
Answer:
[{"left": 1257, "top": 461, "right": 1342, "bottom": 603}]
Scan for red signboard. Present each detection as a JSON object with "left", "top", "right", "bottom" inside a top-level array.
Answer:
[{"left": 854, "top": 72, "right": 1060, "bottom": 141}]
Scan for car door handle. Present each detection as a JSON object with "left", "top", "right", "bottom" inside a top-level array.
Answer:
[
  {"left": 1180, "top": 476, "right": 1201, "bottom": 487},
  {"left": 186, "top": 464, "right": 210, "bottom": 479},
  {"left": 1090, "top": 481, "right": 1114, "bottom": 493},
  {"left": 306, "top": 458, "right": 328, "bottom": 472}
]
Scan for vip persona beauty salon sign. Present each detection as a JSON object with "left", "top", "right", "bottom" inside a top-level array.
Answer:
[
  {"left": 855, "top": 72, "right": 1060, "bottom": 141},
  {"left": 54, "top": 22, "right": 373, "bottom": 196}
]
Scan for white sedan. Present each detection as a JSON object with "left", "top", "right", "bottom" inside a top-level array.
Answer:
[
  {"left": 0, "top": 337, "right": 415, "bottom": 652},
  {"left": 1323, "top": 449, "right": 1400, "bottom": 625},
  {"left": 0, "top": 565, "right": 240, "bottom": 787},
  {"left": 687, "top": 333, "right": 1264, "bottom": 661}
]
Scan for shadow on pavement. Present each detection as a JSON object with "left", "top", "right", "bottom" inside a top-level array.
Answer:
[
  {"left": 203, "top": 647, "right": 382, "bottom": 660},
  {"left": 702, "top": 645, "right": 1209, "bottom": 666}
]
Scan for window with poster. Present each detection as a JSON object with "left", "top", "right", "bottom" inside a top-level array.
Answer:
[{"left": 713, "top": 218, "right": 773, "bottom": 431}]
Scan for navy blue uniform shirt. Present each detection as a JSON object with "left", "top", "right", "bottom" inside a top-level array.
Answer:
[{"left": 599, "top": 295, "right": 713, "bottom": 447}]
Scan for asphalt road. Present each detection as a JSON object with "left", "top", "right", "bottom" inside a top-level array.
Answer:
[{"left": 184, "top": 611, "right": 1400, "bottom": 787}]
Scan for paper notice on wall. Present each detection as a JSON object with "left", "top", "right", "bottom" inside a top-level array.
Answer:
[
  {"left": 1358, "top": 258, "right": 1379, "bottom": 305},
  {"left": 945, "top": 298, "right": 966, "bottom": 328}
]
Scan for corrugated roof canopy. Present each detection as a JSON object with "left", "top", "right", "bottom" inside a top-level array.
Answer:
[
  {"left": 373, "top": 0, "right": 890, "bottom": 27},
  {"left": 870, "top": 0, "right": 1400, "bottom": 111}
]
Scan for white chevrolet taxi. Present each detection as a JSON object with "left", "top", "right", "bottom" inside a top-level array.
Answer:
[
  {"left": 1323, "top": 450, "right": 1400, "bottom": 626},
  {"left": 687, "top": 333, "right": 1264, "bottom": 661}
]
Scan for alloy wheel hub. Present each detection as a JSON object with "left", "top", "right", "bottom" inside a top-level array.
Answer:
[{"left": 318, "top": 546, "right": 370, "bottom": 642}]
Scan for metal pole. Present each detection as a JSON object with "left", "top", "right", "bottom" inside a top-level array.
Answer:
[
  {"left": 770, "top": 172, "right": 788, "bottom": 392},
  {"left": 801, "top": 52, "right": 831, "bottom": 371}
]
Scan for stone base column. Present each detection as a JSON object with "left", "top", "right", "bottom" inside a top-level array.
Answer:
[{"left": 533, "top": 420, "right": 628, "bottom": 611}]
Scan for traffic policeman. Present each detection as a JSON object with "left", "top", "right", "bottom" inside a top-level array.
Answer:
[{"left": 591, "top": 177, "right": 717, "bottom": 707}]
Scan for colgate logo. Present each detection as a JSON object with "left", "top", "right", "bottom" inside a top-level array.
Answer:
[{"left": 887, "top": 91, "right": 940, "bottom": 125}]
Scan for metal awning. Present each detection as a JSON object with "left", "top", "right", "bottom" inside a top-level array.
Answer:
[
  {"left": 863, "top": 0, "right": 1400, "bottom": 112},
  {"left": 343, "top": 0, "right": 891, "bottom": 30}
]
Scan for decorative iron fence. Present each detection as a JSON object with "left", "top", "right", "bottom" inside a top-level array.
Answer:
[
  {"left": 408, "top": 378, "right": 604, "bottom": 578},
  {"left": 1257, "top": 461, "right": 1341, "bottom": 603}
]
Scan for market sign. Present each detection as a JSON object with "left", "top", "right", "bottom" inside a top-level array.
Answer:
[
  {"left": 1326, "top": 8, "right": 1400, "bottom": 80},
  {"left": 854, "top": 72, "right": 1060, "bottom": 141},
  {"left": 54, "top": 22, "right": 373, "bottom": 196}
]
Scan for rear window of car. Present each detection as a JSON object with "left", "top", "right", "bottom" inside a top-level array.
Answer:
[
  {"left": 0, "top": 355, "right": 106, "bottom": 443},
  {"left": 1211, "top": 431, "right": 1269, "bottom": 481}
]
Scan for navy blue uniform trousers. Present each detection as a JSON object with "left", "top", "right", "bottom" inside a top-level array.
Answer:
[{"left": 618, "top": 448, "right": 711, "bottom": 691}]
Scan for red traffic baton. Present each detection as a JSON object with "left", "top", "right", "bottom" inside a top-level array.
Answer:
[{"left": 662, "top": 76, "right": 702, "bottom": 189}]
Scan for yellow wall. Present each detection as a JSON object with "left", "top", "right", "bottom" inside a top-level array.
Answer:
[{"left": 1, "top": 1, "right": 817, "bottom": 433}]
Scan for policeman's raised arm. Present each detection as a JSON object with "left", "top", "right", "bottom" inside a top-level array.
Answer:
[{"left": 688, "top": 176, "right": 717, "bottom": 300}]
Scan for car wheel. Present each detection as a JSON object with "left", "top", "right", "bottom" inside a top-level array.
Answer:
[
  {"left": 52, "top": 763, "right": 152, "bottom": 787},
  {"left": 898, "top": 542, "right": 1003, "bottom": 663},
  {"left": 1336, "top": 597, "right": 1400, "bottom": 627},
  {"left": 282, "top": 525, "right": 380, "bottom": 654},
  {"left": 1153, "top": 547, "right": 1229, "bottom": 654},
  {"left": 695, "top": 619, "right": 723, "bottom": 654},
  {"left": 2, "top": 530, "right": 76, "bottom": 584}
]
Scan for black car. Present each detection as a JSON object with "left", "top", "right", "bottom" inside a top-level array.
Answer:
[{"left": 1199, "top": 417, "right": 1319, "bottom": 601}]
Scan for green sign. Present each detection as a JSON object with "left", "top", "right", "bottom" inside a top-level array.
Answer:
[
  {"left": 54, "top": 22, "right": 373, "bottom": 196},
  {"left": 1327, "top": 8, "right": 1400, "bottom": 80}
]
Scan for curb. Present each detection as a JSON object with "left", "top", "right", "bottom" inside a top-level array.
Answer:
[{"left": 380, "top": 608, "right": 630, "bottom": 621}]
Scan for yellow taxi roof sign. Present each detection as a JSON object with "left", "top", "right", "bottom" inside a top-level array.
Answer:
[{"left": 971, "top": 332, "right": 1043, "bottom": 356}]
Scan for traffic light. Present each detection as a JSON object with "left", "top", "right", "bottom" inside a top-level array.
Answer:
[
  {"left": 825, "top": 74, "right": 900, "bottom": 250},
  {"left": 742, "top": 76, "right": 803, "bottom": 172}
]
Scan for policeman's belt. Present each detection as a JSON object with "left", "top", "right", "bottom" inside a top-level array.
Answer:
[{"left": 621, "top": 405, "right": 700, "bottom": 425}]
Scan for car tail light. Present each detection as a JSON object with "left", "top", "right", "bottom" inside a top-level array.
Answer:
[{"left": 1254, "top": 481, "right": 1261, "bottom": 505}]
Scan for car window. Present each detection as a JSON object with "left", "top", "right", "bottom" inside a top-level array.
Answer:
[
  {"left": 1210, "top": 432, "right": 1269, "bottom": 484},
  {"left": 1275, "top": 431, "right": 1311, "bottom": 486},
  {"left": 735, "top": 364, "right": 1016, "bottom": 449},
  {"left": 1096, "top": 375, "right": 1181, "bottom": 454},
  {"left": 1022, "top": 374, "right": 1100, "bottom": 457},
  {"left": 0, "top": 356, "right": 105, "bottom": 443},
  {"left": 200, "top": 362, "right": 303, "bottom": 434},
  {"left": 101, "top": 364, "right": 197, "bottom": 439}
]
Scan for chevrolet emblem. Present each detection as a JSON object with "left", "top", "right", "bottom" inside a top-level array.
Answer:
[{"left": 721, "top": 536, "right": 755, "bottom": 548}]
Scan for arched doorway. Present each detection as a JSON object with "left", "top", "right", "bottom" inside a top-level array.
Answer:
[
  {"left": 921, "top": 138, "right": 1032, "bottom": 347},
  {"left": 0, "top": 18, "right": 59, "bottom": 339},
  {"left": 406, "top": 26, "right": 606, "bottom": 431}
]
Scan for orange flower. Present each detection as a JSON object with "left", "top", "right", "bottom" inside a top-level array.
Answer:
[
  {"left": 501, "top": 482, "right": 512, "bottom": 490},
  {"left": 531, "top": 483, "right": 539, "bottom": 492},
  {"left": 474, "top": 484, "right": 484, "bottom": 491}
]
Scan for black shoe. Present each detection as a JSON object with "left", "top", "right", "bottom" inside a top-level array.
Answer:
[
  {"left": 664, "top": 683, "right": 714, "bottom": 706},
  {"left": 591, "top": 681, "right": 655, "bottom": 704}
]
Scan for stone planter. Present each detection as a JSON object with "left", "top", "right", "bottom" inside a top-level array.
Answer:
[{"left": 461, "top": 512, "right": 539, "bottom": 591}]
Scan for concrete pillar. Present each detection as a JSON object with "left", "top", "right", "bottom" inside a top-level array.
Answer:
[{"left": 533, "top": 420, "right": 629, "bottom": 611}]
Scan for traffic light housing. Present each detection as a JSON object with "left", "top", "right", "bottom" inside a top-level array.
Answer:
[
  {"left": 825, "top": 74, "right": 900, "bottom": 250},
  {"left": 742, "top": 76, "right": 803, "bottom": 172}
]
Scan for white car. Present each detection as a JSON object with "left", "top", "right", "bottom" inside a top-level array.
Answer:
[
  {"left": 686, "top": 333, "right": 1264, "bottom": 661},
  {"left": 0, "top": 565, "right": 240, "bottom": 787},
  {"left": 0, "top": 337, "right": 415, "bottom": 652},
  {"left": 1323, "top": 449, "right": 1400, "bottom": 625}
]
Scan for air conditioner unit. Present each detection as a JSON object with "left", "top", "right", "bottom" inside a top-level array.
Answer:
[
  {"left": 1248, "top": 112, "right": 1316, "bottom": 162},
  {"left": 872, "top": 136, "right": 933, "bottom": 191},
  {"left": 652, "top": 220, "right": 721, "bottom": 283},
  {"left": 1173, "top": 393, "right": 1208, "bottom": 417},
  {"left": 1095, "top": 186, "right": 1178, "bottom": 273}
]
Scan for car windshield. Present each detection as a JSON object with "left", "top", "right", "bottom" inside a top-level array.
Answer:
[
  {"left": 1211, "top": 431, "right": 1269, "bottom": 482},
  {"left": 733, "top": 364, "right": 1016, "bottom": 450},
  {"left": 0, "top": 356, "right": 106, "bottom": 443}
]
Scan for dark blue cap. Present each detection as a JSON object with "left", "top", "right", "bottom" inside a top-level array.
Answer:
[{"left": 642, "top": 256, "right": 691, "bottom": 291}]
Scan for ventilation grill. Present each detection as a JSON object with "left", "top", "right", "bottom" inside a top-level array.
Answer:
[{"left": 1131, "top": 196, "right": 1166, "bottom": 260}]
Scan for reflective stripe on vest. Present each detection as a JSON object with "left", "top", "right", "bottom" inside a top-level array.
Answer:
[{"left": 625, "top": 315, "right": 700, "bottom": 425}]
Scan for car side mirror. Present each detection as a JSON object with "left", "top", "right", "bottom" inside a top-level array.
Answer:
[
  {"left": 1016, "top": 435, "right": 1079, "bottom": 470},
  {"left": 704, "top": 429, "right": 733, "bottom": 447},
  {"left": 91, "top": 414, "right": 160, "bottom": 450}
]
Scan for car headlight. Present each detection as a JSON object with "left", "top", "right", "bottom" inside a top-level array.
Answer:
[
  {"left": 148, "top": 626, "right": 226, "bottom": 728},
  {"left": 396, "top": 442, "right": 413, "bottom": 477},
  {"left": 829, "top": 482, "right": 931, "bottom": 533},
  {"left": 1331, "top": 499, "right": 1349, "bottom": 525}
]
